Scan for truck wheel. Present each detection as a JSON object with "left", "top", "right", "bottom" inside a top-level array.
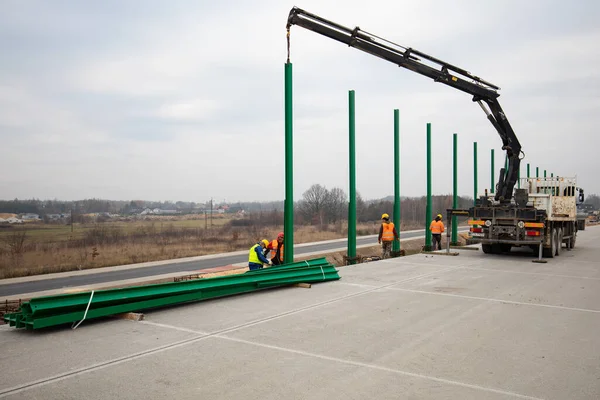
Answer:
[
  {"left": 482, "top": 244, "right": 493, "bottom": 254},
  {"left": 569, "top": 232, "right": 576, "bottom": 249},
  {"left": 556, "top": 228, "right": 562, "bottom": 256},
  {"left": 543, "top": 228, "right": 557, "bottom": 258}
]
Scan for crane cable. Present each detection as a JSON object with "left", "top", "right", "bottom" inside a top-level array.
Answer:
[{"left": 286, "top": 28, "right": 291, "bottom": 63}]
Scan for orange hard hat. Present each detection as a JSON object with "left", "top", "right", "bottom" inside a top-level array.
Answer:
[{"left": 277, "top": 232, "right": 284, "bottom": 238}]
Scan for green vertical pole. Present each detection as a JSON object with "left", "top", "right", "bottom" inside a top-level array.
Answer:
[
  {"left": 473, "top": 142, "right": 478, "bottom": 206},
  {"left": 451, "top": 133, "right": 458, "bottom": 245},
  {"left": 551, "top": 173, "right": 554, "bottom": 177},
  {"left": 424, "top": 123, "right": 432, "bottom": 251},
  {"left": 392, "top": 109, "right": 401, "bottom": 254},
  {"left": 544, "top": 170, "right": 547, "bottom": 178},
  {"left": 347, "top": 90, "right": 357, "bottom": 264},
  {"left": 490, "top": 149, "right": 495, "bottom": 193},
  {"left": 283, "top": 63, "right": 294, "bottom": 264},
  {"left": 536, "top": 167, "right": 539, "bottom": 178},
  {"left": 527, "top": 163, "right": 530, "bottom": 178}
]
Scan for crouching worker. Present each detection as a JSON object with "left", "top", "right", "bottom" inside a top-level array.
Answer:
[
  {"left": 248, "top": 239, "right": 272, "bottom": 271},
  {"left": 267, "top": 232, "right": 284, "bottom": 265}
]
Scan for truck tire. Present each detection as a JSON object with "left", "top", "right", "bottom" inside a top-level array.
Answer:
[
  {"left": 542, "top": 227, "right": 557, "bottom": 258},
  {"left": 569, "top": 231, "right": 576, "bottom": 249},
  {"left": 556, "top": 228, "right": 562, "bottom": 256},
  {"left": 482, "top": 244, "right": 493, "bottom": 254}
]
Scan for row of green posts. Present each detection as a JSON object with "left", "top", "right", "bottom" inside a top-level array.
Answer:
[{"left": 4, "top": 258, "right": 339, "bottom": 330}]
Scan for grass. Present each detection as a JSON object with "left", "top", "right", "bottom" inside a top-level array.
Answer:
[{"left": 0, "top": 216, "right": 424, "bottom": 279}]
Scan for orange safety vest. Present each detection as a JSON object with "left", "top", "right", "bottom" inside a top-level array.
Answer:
[
  {"left": 430, "top": 220, "right": 445, "bottom": 234},
  {"left": 270, "top": 239, "right": 284, "bottom": 261},
  {"left": 381, "top": 222, "right": 395, "bottom": 241}
]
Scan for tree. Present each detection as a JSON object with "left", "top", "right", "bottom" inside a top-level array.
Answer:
[
  {"left": 584, "top": 194, "right": 600, "bottom": 209},
  {"left": 298, "top": 184, "right": 329, "bottom": 226},
  {"left": 325, "top": 187, "right": 347, "bottom": 223}
]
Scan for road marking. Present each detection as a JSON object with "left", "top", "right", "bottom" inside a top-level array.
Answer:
[
  {"left": 0, "top": 267, "right": 458, "bottom": 398},
  {"left": 137, "top": 321, "right": 542, "bottom": 400},
  {"left": 459, "top": 265, "right": 600, "bottom": 281},
  {"left": 337, "top": 282, "right": 600, "bottom": 314}
]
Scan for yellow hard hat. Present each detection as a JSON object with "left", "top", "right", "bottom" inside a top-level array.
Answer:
[
  {"left": 261, "top": 239, "right": 270, "bottom": 246},
  {"left": 381, "top": 213, "right": 389, "bottom": 219},
  {"left": 437, "top": 214, "right": 443, "bottom": 219}
]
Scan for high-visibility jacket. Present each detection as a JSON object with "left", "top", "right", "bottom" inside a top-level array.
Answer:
[
  {"left": 248, "top": 244, "right": 262, "bottom": 264},
  {"left": 381, "top": 222, "right": 396, "bottom": 241},
  {"left": 270, "top": 240, "right": 284, "bottom": 262},
  {"left": 430, "top": 220, "right": 445, "bottom": 234}
]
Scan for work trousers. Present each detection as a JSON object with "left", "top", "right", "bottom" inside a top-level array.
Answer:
[
  {"left": 381, "top": 241, "right": 393, "bottom": 259},
  {"left": 432, "top": 234, "right": 442, "bottom": 250},
  {"left": 248, "top": 262, "right": 263, "bottom": 271}
]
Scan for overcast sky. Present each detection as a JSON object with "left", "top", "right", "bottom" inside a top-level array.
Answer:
[{"left": 1, "top": 0, "right": 599, "bottom": 204}]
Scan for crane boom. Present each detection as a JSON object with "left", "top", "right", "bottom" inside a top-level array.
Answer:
[{"left": 287, "top": 7, "right": 522, "bottom": 202}]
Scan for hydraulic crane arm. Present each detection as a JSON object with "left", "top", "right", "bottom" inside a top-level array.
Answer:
[{"left": 287, "top": 7, "right": 522, "bottom": 202}]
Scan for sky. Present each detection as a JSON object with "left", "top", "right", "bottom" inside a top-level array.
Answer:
[{"left": 1, "top": 0, "right": 599, "bottom": 204}]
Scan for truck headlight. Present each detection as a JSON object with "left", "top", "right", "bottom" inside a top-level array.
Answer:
[
  {"left": 517, "top": 221, "right": 525, "bottom": 229},
  {"left": 485, "top": 220, "right": 492, "bottom": 227}
]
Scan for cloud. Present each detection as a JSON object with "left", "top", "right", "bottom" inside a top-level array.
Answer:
[{"left": 0, "top": 0, "right": 599, "bottom": 202}]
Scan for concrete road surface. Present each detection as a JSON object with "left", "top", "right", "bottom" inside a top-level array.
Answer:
[{"left": 0, "top": 226, "right": 598, "bottom": 399}]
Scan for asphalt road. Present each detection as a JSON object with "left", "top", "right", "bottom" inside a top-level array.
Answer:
[{"left": 0, "top": 228, "right": 466, "bottom": 297}]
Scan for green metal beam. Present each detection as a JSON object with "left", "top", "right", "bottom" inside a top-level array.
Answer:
[
  {"left": 5, "top": 258, "right": 340, "bottom": 330},
  {"left": 284, "top": 62, "right": 294, "bottom": 264},
  {"left": 424, "top": 123, "right": 432, "bottom": 251},
  {"left": 393, "top": 109, "right": 401, "bottom": 253},
  {"left": 347, "top": 90, "right": 357, "bottom": 263}
]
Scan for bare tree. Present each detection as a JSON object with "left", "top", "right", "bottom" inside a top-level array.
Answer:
[
  {"left": 298, "top": 184, "right": 330, "bottom": 226},
  {"left": 325, "top": 187, "right": 347, "bottom": 223}
]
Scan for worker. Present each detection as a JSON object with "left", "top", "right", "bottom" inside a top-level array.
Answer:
[
  {"left": 248, "top": 239, "right": 272, "bottom": 271},
  {"left": 378, "top": 213, "right": 399, "bottom": 259},
  {"left": 267, "top": 232, "right": 285, "bottom": 265},
  {"left": 430, "top": 214, "right": 445, "bottom": 250}
]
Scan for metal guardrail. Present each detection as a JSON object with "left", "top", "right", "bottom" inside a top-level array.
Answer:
[{"left": 4, "top": 258, "right": 340, "bottom": 330}]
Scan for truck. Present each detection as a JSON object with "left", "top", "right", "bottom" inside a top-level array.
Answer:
[
  {"left": 285, "top": 7, "right": 584, "bottom": 259},
  {"left": 470, "top": 177, "right": 584, "bottom": 258}
]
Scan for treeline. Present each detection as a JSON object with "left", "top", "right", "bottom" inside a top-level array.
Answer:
[{"left": 294, "top": 184, "right": 474, "bottom": 226}]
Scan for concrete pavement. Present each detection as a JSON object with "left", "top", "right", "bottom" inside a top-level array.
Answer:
[{"left": 0, "top": 226, "right": 598, "bottom": 399}]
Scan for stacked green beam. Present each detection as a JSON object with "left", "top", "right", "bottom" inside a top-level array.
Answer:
[{"left": 4, "top": 258, "right": 339, "bottom": 330}]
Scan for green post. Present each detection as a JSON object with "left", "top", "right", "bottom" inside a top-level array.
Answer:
[
  {"left": 473, "top": 142, "right": 478, "bottom": 206},
  {"left": 490, "top": 149, "right": 495, "bottom": 193},
  {"left": 527, "top": 163, "right": 530, "bottom": 178},
  {"left": 451, "top": 133, "right": 458, "bottom": 245},
  {"left": 536, "top": 167, "right": 539, "bottom": 178},
  {"left": 283, "top": 63, "right": 294, "bottom": 264},
  {"left": 347, "top": 90, "right": 357, "bottom": 264},
  {"left": 544, "top": 170, "right": 547, "bottom": 178},
  {"left": 551, "top": 173, "right": 554, "bottom": 177},
  {"left": 424, "top": 123, "right": 432, "bottom": 251},
  {"left": 392, "top": 109, "right": 401, "bottom": 254}
]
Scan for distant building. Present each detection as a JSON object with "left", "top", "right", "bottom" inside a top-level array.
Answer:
[{"left": 20, "top": 213, "right": 40, "bottom": 220}]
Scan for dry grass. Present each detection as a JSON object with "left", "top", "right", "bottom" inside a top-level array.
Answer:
[{"left": 0, "top": 218, "right": 425, "bottom": 279}]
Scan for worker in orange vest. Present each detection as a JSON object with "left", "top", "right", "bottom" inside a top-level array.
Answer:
[
  {"left": 378, "top": 213, "right": 399, "bottom": 259},
  {"left": 266, "top": 232, "right": 285, "bottom": 265},
  {"left": 430, "top": 213, "right": 445, "bottom": 250}
]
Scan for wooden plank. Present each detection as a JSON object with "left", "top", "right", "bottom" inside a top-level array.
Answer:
[
  {"left": 113, "top": 312, "right": 145, "bottom": 321},
  {"left": 294, "top": 283, "right": 312, "bottom": 289}
]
